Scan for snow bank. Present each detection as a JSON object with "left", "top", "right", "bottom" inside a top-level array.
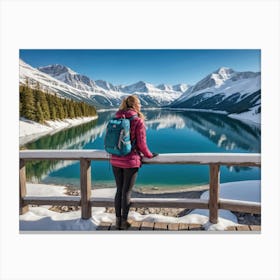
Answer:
[
  {"left": 20, "top": 180, "right": 260, "bottom": 231},
  {"left": 19, "top": 116, "right": 98, "bottom": 146},
  {"left": 200, "top": 180, "right": 260, "bottom": 202},
  {"left": 228, "top": 109, "right": 260, "bottom": 124}
]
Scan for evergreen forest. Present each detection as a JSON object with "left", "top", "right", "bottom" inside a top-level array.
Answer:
[{"left": 20, "top": 83, "right": 97, "bottom": 123}]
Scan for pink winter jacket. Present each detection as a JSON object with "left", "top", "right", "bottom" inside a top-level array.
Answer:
[{"left": 110, "top": 109, "right": 153, "bottom": 168}]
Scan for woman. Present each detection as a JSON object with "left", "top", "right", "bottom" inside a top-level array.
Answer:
[{"left": 110, "top": 95, "right": 158, "bottom": 230}]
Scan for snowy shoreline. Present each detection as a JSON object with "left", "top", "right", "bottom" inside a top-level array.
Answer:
[
  {"left": 19, "top": 180, "right": 261, "bottom": 231},
  {"left": 165, "top": 107, "right": 260, "bottom": 124},
  {"left": 19, "top": 116, "right": 98, "bottom": 146}
]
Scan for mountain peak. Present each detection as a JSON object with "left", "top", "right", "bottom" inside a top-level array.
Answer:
[
  {"left": 136, "top": 80, "right": 148, "bottom": 86},
  {"left": 38, "top": 64, "right": 77, "bottom": 76},
  {"left": 191, "top": 67, "right": 236, "bottom": 92},
  {"left": 172, "top": 84, "right": 190, "bottom": 93},
  {"left": 121, "top": 81, "right": 153, "bottom": 93},
  {"left": 214, "top": 67, "right": 234, "bottom": 74},
  {"left": 38, "top": 64, "right": 98, "bottom": 91},
  {"left": 157, "top": 84, "right": 173, "bottom": 91},
  {"left": 211, "top": 67, "right": 234, "bottom": 85}
]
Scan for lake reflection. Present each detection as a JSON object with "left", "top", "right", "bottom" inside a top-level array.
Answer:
[{"left": 23, "top": 110, "right": 261, "bottom": 189}]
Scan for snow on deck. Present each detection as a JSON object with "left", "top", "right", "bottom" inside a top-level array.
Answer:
[{"left": 19, "top": 180, "right": 261, "bottom": 231}]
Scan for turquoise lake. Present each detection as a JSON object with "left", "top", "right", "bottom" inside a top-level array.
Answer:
[{"left": 22, "top": 110, "right": 261, "bottom": 190}]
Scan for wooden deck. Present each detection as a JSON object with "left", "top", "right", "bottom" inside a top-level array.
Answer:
[{"left": 96, "top": 221, "right": 261, "bottom": 231}]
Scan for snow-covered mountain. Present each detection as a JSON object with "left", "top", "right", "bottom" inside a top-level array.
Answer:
[
  {"left": 170, "top": 67, "right": 261, "bottom": 121},
  {"left": 172, "top": 84, "right": 190, "bottom": 93},
  {"left": 156, "top": 84, "right": 172, "bottom": 91},
  {"left": 19, "top": 60, "right": 182, "bottom": 108},
  {"left": 120, "top": 81, "right": 156, "bottom": 93},
  {"left": 38, "top": 64, "right": 98, "bottom": 92},
  {"left": 38, "top": 64, "right": 182, "bottom": 106},
  {"left": 20, "top": 60, "right": 261, "bottom": 120},
  {"left": 19, "top": 59, "right": 123, "bottom": 108},
  {"left": 95, "top": 80, "right": 118, "bottom": 91},
  {"left": 155, "top": 83, "right": 190, "bottom": 93}
]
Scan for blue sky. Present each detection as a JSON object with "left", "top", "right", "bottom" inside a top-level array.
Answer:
[{"left": 20, "top": 49, "right": 260, "bottom": 86}]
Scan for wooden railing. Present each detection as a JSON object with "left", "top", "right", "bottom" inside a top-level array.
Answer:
[{"left": 19, "top": 150, "right": 261, "bottom": 224}]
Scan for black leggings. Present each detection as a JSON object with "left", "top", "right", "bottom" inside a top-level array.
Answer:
[{"left": 112, "top": 166, "right": 139, "bottom": 220}]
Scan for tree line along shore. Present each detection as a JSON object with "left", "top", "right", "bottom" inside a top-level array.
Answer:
[{"left": 20, "top": 81, "right": 98, "bottom": 123}]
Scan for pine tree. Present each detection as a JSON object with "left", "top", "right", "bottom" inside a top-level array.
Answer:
[
  {"left": 74, "top": 103, "right": 82, "bottom": 117},
  {"left": 50, "top": 106, "right": 57, "bottom": 120},
  {"left": 39, "top": 91, "right": 50, "bottom": 120},
  {"left": 36, "top": 101, "right": 45, "bottom": 123},
  {"left": 69, "top": 101, "right": 75, "bottom": 118},
  {"left": 22, "top": 85, "right": 36, "bottom": 120},
  {"left": 57, "top": 99, "right": 65, "bottom": 119},
  {"left": 19, "top": 85, "right": 25, "bottom": 116},
  {"left": 63, "top": 99, "right": 69, "bottom": 118}
]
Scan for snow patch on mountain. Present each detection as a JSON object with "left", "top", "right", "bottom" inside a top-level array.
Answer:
[
  {"left": 95, "top": 80, "right": 118, "bottom": 91},
  {"left": 172, "top": 84, "right": 190, "bottom": 92},
  {"left": 228, "top": 105, "right": 261, "bottom": 124}
]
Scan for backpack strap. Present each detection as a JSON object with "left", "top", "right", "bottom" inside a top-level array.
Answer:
[
  {"left": 127, "top": 114, "right": 138, "bottom": 149},
  {"left": 128, "top": 114, "right": 138, "bottom": 121},
  {"left": 117, "top": 113, "right": 137, "bottom": 120}
]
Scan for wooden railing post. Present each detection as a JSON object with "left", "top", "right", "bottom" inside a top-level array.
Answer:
[
  {"left": 19, "top": 159, "right": 29, "bottom": 214},
  {"left": 209, "top": 164, "right": 220, "bottom": 224},
  {"left": 80, "top": 158, "right": 92, "bottom": 219}
]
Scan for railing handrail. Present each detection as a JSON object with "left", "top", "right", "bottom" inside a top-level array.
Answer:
[
  {"left": 19, "top": 150, "right": 261, "bottom": 166},
  {"left": 19, "top": 150, "right": 261, "bottom": 225}
]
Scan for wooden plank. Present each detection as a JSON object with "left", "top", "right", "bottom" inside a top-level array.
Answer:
[
  {"left": 80, "top": 159, "right": 92, "bottom": 219},
  {"left": 219, "top": 199, "right": 261, "bottom": 214},
  {"left": 226, "top": 226, "right": 237, "bottom": 231},
  {"left": 154, "top": 222, "right": 168, "bottom": 231},
  {"left": 23, "top": 196, "right": 80, "bottom": 206},
  {"left": 226, "top": 225, "right": 261, "bottom": 231},
  {"left": 19, "top": 159, "right": 29, "bottom": 214},
  {"left": 140, "top": 221, "right": 154, "bottom": 230},
  {"left": 96, "top": 222, "right": 111, "bottom": 230},
  {"left": 249, "top": 225, "right": 261, "bottom": 231},
  {"left": 19, "top": 150, "right": 107, "bottom": 161},
  {"left": 188, "top": 224, "right": 204, "bottom": 231},
  {"left": 209, "top": 164, "right": 220, "bottom": 224},
  {"left": 91, "top": 197, "right": 114, "bottom": 207},
  {"left": 127, "top": 221, "right": 142, "bottom": 231},
  {"left": 143, "top": 153, "right": 261, "bottom": 166},
  {"left": 178, "top": 223, "right": 189, "bottom": 230},
  {"left": 168, "top": 223, "right": 179, "bottom": 231},
  {"left": 131, "top": 198, "right": 209, "bottom": 209},
  {"left": 19, "top": 150, "right": 261, "bottom": 166},
  {"left": 236, "top": 225, "right": 251, "bottom": 231}
]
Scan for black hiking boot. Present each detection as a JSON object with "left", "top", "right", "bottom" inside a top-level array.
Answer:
[{"left": 120, "top": 219, "right": 131, "bottom": 230}]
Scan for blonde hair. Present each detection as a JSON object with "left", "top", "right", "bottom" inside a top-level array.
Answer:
[{"left": 119, "top": 95, "right": 145, "bottom": 120}]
